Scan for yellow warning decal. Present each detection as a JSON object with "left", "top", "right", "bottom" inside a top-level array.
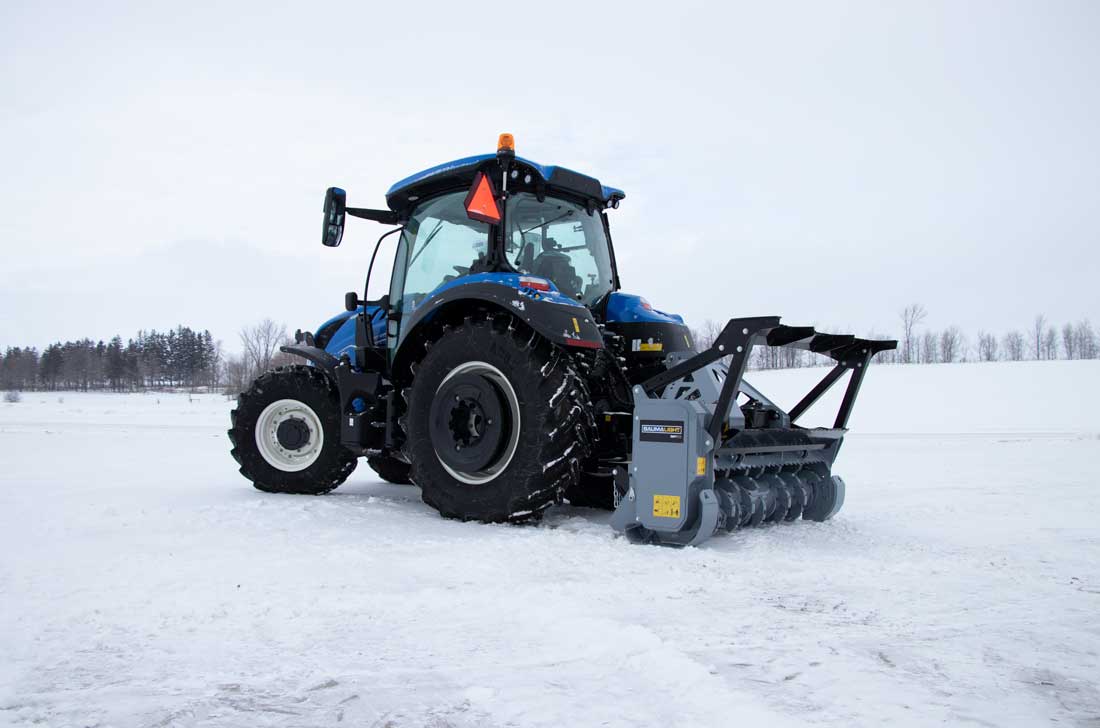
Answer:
[
  {"left": 653, "top": 494, "right": 681, "bottom": 519},
  {"left": 572, "top": 317, "right": 581, "bottom": 333},
  {"left": 696, "top": 457, "right": 707, "bottom": 476},
  {"left": 639, "top": 342, "right": 663, "bottom": 352}
]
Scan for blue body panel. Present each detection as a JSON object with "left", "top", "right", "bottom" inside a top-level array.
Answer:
[
  {"left": 418, "top": 272, "right": 586, "bottom": 311},
  {"left": 321, "top": 306, "right": 386, "bottom": 360},
  {"left": 386, "top": 154, "right": 625, "bottom": 204},
  {"left": 319, "top": 273, "right": 586, "bottom": 360},
  {"left": 605, "top": 292, "right": 685, "bottom": 325}
]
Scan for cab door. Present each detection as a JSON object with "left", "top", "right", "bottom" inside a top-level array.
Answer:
[{"left": 387, "top": 191, "right": 492, "bottom": 354}]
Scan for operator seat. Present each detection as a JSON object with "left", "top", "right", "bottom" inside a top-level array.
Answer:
[{"left": 531, "top": 238, "right": 583, "bottom": 299}]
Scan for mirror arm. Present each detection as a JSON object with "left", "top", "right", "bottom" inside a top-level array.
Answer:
[{"left": 347, "top": 207, "right": 401, "bottom": 225}]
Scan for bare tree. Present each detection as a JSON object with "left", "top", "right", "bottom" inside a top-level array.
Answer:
[
  {"left": 976, "top": 331, "right": 998, "bottom": 362},
  {"left": 1032, "top": 314, "right": 1046, "bottom": 359},
  {"left": 1062, "top": 323, "right": 1077, "bottom": 360},
  {"left": 899, "top": 304, "right": 927, "bottom": 364},
  {"left": 1076, "top": 320, "right": 1097, "bottom": 359},
  {"left": 920, "top": 330, "right": 938, "bottom": 364},
  {"left": 692, "top": 320, "right": 723, "bottom": 351},
  {"left": 940, "top": 326, "right": 962, "bottom": 363},
  {"left": 1003, "top": 330, "right": 1025, "bottom": 361},
  {"left": 240, "top": 319, "right": 288, "bottom": 380},
  {"left": 222, "top": 355, "right": 252, "bottom": 395},
  {"left": 1042, "top": 325, "right": 1059, "bottom": 361}
]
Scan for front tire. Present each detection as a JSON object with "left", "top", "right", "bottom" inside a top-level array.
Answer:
[
  {"left": 229, "top": 366, "right": 357, "bottom": 494},
  {"left": 403, "top": 314, "right": 594, "bottom": 522}
]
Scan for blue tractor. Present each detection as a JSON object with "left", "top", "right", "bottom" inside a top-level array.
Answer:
[{"left": 228, "top": 135, "right": 895, "bottom": 546}]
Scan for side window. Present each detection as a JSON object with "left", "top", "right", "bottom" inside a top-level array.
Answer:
[
  {"left": 507, "top": 193, "right": 614, "bottom": 304},
  {"left": 403, "top": 220, "right": 487, "bottom": 302},
  {"left": 545, "top": 218, "right": 600, "bottom": 289},
  {"left": 398, "top": 193, "right": 490, "bottom": 316},
  {"left": 390, "top": 192, "right": 492, "bottom": 345}
]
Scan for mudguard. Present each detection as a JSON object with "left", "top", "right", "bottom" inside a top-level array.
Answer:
[
  {"left": 279, "top": 344, "right": 340, "bottom": 373},
  {"left": 392, "top": 275, "right": 603, "bottom": 377}
]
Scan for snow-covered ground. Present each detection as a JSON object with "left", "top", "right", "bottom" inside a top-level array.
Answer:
[{"left": 1, "top": 361, "right": 1098, "bottom": 727}]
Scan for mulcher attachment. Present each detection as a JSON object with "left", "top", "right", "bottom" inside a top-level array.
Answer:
[{"left": 610, "top": 316, "right": 894, "bottom": 547}]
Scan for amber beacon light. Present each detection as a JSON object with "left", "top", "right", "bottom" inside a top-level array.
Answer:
[{"left": 497, "top": 133, "right": 515, "bottom": 154}]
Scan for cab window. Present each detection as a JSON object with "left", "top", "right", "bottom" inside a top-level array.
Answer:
[
  {"left": 506, "top": 192, "right": 614, "bottom": 306},
  {"left": 393, "top": 191, "right": 490, "bottom": 317}
]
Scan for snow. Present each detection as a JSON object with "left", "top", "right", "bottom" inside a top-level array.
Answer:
[{"left": 1, "top": 361, "right": 1099, "bottom": 727}]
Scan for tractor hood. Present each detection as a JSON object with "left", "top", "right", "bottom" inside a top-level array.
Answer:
[{"left": 384, "top": 154, "right": 625, "bottom": 214}]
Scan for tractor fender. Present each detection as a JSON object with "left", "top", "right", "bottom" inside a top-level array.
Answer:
[
  {"left": 279, "top": 344, "right": 340, "bottom": 374},
  {"left": 392, "top": 280, "right": 603, "bottom": 380}
]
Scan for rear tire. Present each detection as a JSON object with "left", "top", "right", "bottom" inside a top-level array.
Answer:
[
  {"left": 367, "top": 455, "right": 413, "bottom": 485},
  {"left": 228, "top": 365, "right": 357, "bottom": 494},
  {"left": 403, "top": 314, "right": 594, "bottom": 522}
]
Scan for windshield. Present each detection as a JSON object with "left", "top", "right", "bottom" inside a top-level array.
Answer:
[{"left": 505, "top": 192, "right": 614, "bottom": 306}]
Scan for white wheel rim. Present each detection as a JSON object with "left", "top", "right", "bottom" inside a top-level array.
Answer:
[
  {"left": 254, "top": 399, "right": 325, "bottom": 472},
  {"left": 434, "top": 361, "right": 521, "bottom": 485}
]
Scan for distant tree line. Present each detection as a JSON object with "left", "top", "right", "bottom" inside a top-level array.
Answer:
[
  {"left": 4, "top": 309, "right": 1096, "bottom": 393},
  {"left": 1, "top": 327, "right": 222, "bottom": 391},
  {"left": 1, "top": 319, "right": 304, "bottom": 395},
  {"left": 693, "top": 306, "right": 1098, "bottom": 370}
]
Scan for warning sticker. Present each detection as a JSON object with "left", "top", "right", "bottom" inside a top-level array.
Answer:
[
  {"left": 653, "top": 494, "right": 681, "bottom": 519},
  {"left": 696, "top": 457, "right": 707, "bottom": 476},
  {"left": 639, "top": 420, "right": 684, "bottom": 443},
  {"left": 631, "top": 338, "right": 664, "bottom": 352}
]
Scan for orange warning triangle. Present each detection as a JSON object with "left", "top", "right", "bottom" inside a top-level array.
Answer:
[{"left": 464, "top": 172, "right": 501, "bottom": 224}]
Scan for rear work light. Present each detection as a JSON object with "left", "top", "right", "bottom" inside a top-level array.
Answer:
[{"left": 519, "top": 276, "right": 551, "bottom": 292}]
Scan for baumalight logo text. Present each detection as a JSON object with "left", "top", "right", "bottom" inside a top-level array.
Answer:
[
  {"left": 641, "top": 424, "right": 683, "bottom": 435},
  {"left": 639, "top": 420, "right": 686, "bottom": 443}
]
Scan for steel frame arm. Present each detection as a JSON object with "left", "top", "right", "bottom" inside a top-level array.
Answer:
[
  {"left": 640, "top": 316, "right": 897, "bottom": 441},
  {"left": 787, "top": 348, "right": 876, "bottom": 429},
  {"left": 641, "top": 316, "right": 780, "bottom": 443}
]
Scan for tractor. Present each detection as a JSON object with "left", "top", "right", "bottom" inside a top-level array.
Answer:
[{"left": 228, "top": 134, "right": 895, "bottom": 546}]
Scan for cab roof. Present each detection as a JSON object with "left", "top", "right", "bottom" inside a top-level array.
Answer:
[{"left": 384, "top": 153, "right": 625, "bottom": 212}]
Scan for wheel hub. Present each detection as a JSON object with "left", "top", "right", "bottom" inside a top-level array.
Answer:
[
  {"left": 429, "top": 363, "right": 520, "bottom": 485},
  {"left": 276, "top": 417, "right": 311, "bottom": 450},
  {"left": 448, "top": 397, "right": 488, "bottom": 447}
]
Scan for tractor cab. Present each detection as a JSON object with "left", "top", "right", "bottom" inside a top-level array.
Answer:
[{"left": 311, "top": 135, "right": 627, "bottom": 367}]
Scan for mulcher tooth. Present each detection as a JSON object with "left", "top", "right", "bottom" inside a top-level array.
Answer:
[
  {"left": 799, "top": 465, "right": 829, "bottom": 520},
  {"left": 730, "top": 477, "right": 755, "bottom": 527},
  {"left": 760, "top": 473, "right": 792, "bottom": 523},
  {"left": 714, "top": 480, "right": 743, "bottom": 532},
  {"left": 779, "top": 472, "right": 806, "bottom": 521},
  {"left": 765, "top": 472, "right": 792, "bottom": 525},
  {"left": 732, "top": 474, "right": 770, "bottom": 527}
]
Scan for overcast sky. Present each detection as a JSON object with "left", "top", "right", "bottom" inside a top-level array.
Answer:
[{"left": 1, "top": 1, "right": 1097, "bottom": 353}]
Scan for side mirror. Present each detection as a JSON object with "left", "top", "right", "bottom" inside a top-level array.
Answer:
[
  {"left": 345, "top": 291, "right": 360, "bottom": 312},
  {"left": 322, "top": 187, "right": 347, "bottom": 247}
]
